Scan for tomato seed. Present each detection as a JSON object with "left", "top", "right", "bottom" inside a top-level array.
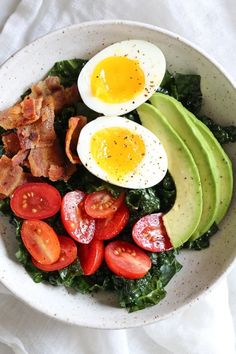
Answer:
[
  {"left": 131, "top": 251, "right": 136, "bottom": 257},
  {"left": 114, "top": 250, "right": 120, "bottom": 255},
  {"left": 22, "top": 203, "right": 27, "bottom": 209},
  {"left": 32, "top": 208, "right": 37, "bottom": 213},
  {"left": 27, "top": 193, "right": 31, "bottom": 197},
  {"left": 22, "top": 194, "right": 27, "bottom": 199},
  {"left": 31, "top": 192, "right": 34, "bottom": 197},
  {"left": 121, "top": 247, "right": 125, "bottom": 252}
]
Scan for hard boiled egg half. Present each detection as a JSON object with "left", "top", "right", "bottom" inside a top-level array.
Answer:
[
  {"left": 77, "top": 116, "right": 168, "bottom": 189},
  {"left": 77, "top": 40, "right": 166, "bottom": 115}
]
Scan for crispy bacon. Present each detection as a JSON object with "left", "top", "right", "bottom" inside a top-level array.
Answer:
[
  {"left": 31, "top": 76, "right": 61, "bottom": 98},
  {"left": 12, "top": 149, "right": 29, "bottom": 167},
  {"left": 2, "top": 132, "right": 21, "bottom": 157},
  {"left": 65, "top": 116, "right": 87, "bottom": 164},
  {"left": 17, "top": 96, "right": 56, "bottom": 150},
  {"left": 0, "top": 155, "right": 26, "bottom": 198},
  {"left": 31, "top": 76, "right": 80, "bottom": 113},
  {"left": 0, "top": 97, "right": 43, "bottom": 130},
  {"left": 28, "top": 139, "right": 75, "bottom": 181},
  {"left": 45, "top": 76, "right": 61, "bottom": 91}
]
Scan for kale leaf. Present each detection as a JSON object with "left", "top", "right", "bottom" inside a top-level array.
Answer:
[
  {"left": 158, "top": 71, "right": 202, "bottom": 114},
  {"left": 183, "top": 223, "right": 219, "bottom": 250},
  {"left": 125, "top": 187, "right": 160, "bottom": 224},
  {"left": 47, "top": 59, "right": 88, "bottom": 87},
  {"left": 198, "top": 115, "right": 236, "bottom": 144},
  {"left": 0, "top": 198, "right": 11, "bottom": 216},
  {"left": 112, "top": 250, "right": 182, "bottom": 312}
]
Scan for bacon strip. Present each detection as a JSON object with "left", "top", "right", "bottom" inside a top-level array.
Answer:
[
  {"left": 17, "top": 96, "right": 56, "bottom": 150},
  {"left": 65, "top": 116, "right": 87, "bottom": 164},
  {"left": 2, "top": 132, "right": 21, "bottom": 157},
  {"left": 28, "top": 139, "right": 75, "bottom": 181},
  {"left": 0, "top": 155, "right": 26, "bottom": 198},
  {"left": 12, "top": 149, "right": 29, "bottom": 167},
  {"left": 31, "top": 76, "right": 80, "bottom": 113},
  {"left": 0, "top": 97, "right": 43, "bottom": 130}
]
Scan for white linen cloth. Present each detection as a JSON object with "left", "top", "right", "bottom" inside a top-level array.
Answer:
[{"left": 0, "top": 1, "right": 235, "bottom": 353}]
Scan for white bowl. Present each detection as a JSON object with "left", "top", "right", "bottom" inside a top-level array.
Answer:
[{"left": 0, "top": 20, "right": 235, "bottom": 329}]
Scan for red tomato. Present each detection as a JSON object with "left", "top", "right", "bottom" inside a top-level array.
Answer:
[
  {"left": 32, "top": 236, "right": 77, "bottom": 271},
  {"left": 10, "top": 183, "right": 61, "bottom": 219},
  {"left": 105, "top": 240, "right": 151, "bottom": 279},
  {"left": 78, "top": 239, "right": 104, "bottom": 275},
  {"left": 84, "top": 190, "right": 125, "bottom": 219},
  {"left": 94, "top": 204, "right": 129, "bottom": 240},
  {"left": 61, "top": 190, "right": 95, "bottom": 244},
  {"left": 132, "top": 213, "right": 172, "bottom": 252},
  {"left": 21, "top": 220, "right": 60, "bottom": 265}
]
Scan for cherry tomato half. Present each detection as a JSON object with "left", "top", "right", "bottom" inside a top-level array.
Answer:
[
  {"left": 84, "top": 190, "right": 125, "bottom": 219},
  {"left": 10, "top": 183, "right": 61, "bottom": 219},
  {"left": 132, "top": 213, "right": 172, "bottom": 252},
  {"left": 21, "top": 220, "right": 60, "bottom": 265},
  {"left": 105, "top": 240, "right": 151, "bottom": 279},
  {"left": 32, "top": 236, "right": 77, "bottom": 271},
  {"left": 61, "top": 190, "right": 95, "bottom": 244},
  {"left": 78, "top": 239, "right": 104, "bottom": 275},
  {"left": 94, "top": 204, "right": 129, "bottom": 240}
]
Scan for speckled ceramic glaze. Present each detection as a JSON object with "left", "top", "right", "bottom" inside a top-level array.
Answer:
[{"left": 0, "top": 21, "right": 235, "bottom": 329}]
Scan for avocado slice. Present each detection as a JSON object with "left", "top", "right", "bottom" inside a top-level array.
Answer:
[
  {"left": 185, "top": 109, "right": 233, "bottom": 226},
  {"left": 137, "top": 103, "right": 202, "bottom": 248},
  {"left": 150, "top": 93, "right": 218, "bottom": 239}
]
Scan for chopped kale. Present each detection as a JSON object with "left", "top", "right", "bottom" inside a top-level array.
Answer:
[
  {"left": 183, "top": 223, "right": 219, "bottom": 250},
  {"left": 158, "top": 71, "right": 202, "bottom": 114},
  {"left": 0, "top": 198, "right": 11, "bottom": 215},
  {"left": 75, "top": 102, "right": 100, "bottom": 121},
  {"left": 198, "top": 115, "right": 236, "bottom": 144},
  {"left": 125, "top": 187, "right": 160, "bottom": 224},
  {"left": 112, "top": 250, "right": 182, "bottom": 312},
  {"left": 47, "top": 59, "right": 88, "bottom": 87}
]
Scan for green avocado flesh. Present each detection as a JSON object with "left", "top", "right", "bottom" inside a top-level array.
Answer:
[
  {"left": 150, "top": 93, "right": 218, "bottom": 239},
  {"left": 185, "top": 109, "right": 233, "bottom": 226},
  {"left": 137, "top": 103, "right": 203, "bottom": 248}
]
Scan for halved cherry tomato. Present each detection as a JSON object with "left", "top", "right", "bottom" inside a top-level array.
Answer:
[
  {"left": 61, "top": 190, "right": 95, "bottom": 244},
  {"left": 10, "top": 183, "right": 61, "bottom": 219},
  {"left": 105, "top": 240, "right": 151, "bottom": 279},
  {"left": 95, "top": 204, "right": 129, "bottom": 240},
  {"left": 21, "top": 220, "right": 60, "bottom": 265},
  {"left": 78, "top": 239, "right": 104, "bottom": 275},
  {"left": 132, "top": 213, "right": 172, "bottom": 252},
  {"left": 32, "top": 236, "right": 77, "bottom": 271},
  {"left": 84, "top": 190, "right": 125, "bottom": 219}
]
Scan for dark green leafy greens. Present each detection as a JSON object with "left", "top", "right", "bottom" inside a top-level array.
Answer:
[
  {"left": 158, "top": 71, "right": 202, "bottom": 114},
  {"left": 113, "top": 250, "right": 182, "bottom": 312},
  {"left": 198, "top": 115, "right": 236, "bottom": 144},
  {"left": 183, "top": 223, "right": 219, "bottom": 250},
  {"left": 47, "top": 59, "right": 88, "bottom": 87}
]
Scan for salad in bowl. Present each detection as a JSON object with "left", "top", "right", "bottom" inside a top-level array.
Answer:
[{"left": 0, "top": 21, "right": 235, "bottom": 327}]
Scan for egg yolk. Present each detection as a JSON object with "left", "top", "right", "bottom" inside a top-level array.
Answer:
[
  {"left": 90, "top": 56, "right": 145, "bottom": 104},
  {"left": 90, "top": 127, "right": 146, "bottom": 181}
]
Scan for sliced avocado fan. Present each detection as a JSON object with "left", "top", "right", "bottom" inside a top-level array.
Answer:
[
  {"left": 150, "top": 93, "right": 218, "bottom": 239},
  {"left": 185, "top": 109, "right": 233, "bottom": 227},
  {"left": 137, "top": 103, "right": 203, "bottom": 248}
]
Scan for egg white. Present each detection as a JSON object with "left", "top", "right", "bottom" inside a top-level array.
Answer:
[
  {"left": 77, "top": 40, "right": 166, "bottom": 116},
  {"left": 77, "top": 116, "right": 168, "bottom": 189}
]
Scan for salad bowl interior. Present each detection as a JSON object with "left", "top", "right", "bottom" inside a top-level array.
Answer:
[{"left": 0, "top": 20, "right": 235, "bottom": 329}]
